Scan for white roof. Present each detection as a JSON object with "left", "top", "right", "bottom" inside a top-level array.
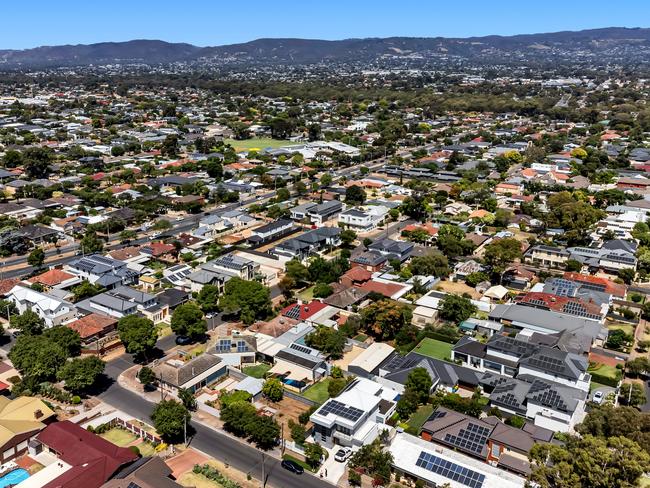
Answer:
[
  {"left": 389, "top": 433, "right": 525, "bottom": 488},
  {"left": 483, "top": 285, "right": 509, "bottom": 300},
  {"left": 348, "top": 343, "right": 395, "bottom": 373},
  {"left": 9, "top": 285, "right": 69, "bottom": 313}
]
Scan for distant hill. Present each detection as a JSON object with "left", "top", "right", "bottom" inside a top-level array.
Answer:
[{"left": 2, "top": 27, "right": 650, "bottom": 68}]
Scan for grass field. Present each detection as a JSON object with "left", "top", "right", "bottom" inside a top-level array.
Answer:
[
  {"left": 179, "top": 471, "right": 221, "bottom": 488},
  {"left": 412, "top": 338, "right": 453, "bottom": 361},
  {"left": 224, "top": 138, "right": 299, "bottom": 152},
  {"left": 243, "top": 363, "right": 272, "bottom": 379},
  {"left": 302, "top": 378, "right": 332, "bottom": 404},
  {"left": 137, "top": 441, "right": 156, "bottom": 456},
  {"left": 590, "top": 381, "right": 610, "bottom": 392},
  {"left": 299, "top": 286, "right": 315, "bottom": 302},
  {"left": 100, "top": 428, "right": 138, "bottom": 446},
  {"left": 588, "top": 363, "right": 622, "bottom": 381},
  {"left": 407, "top": 404, "right": 434, "bottom": 432},
  {"left": 608, "top": 322, "right": 635, "bottom": 337}
]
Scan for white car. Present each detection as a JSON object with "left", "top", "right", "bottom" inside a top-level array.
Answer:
[
  {"left": 593, "top": 391, "right": 604, "bottom": 404},
  {"left": 334, "top": 447, "right": 352, "bottom": 462}
]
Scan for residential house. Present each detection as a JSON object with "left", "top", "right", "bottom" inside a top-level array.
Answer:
[
  {"left": 102, "top": 456, "right": 182, "bottom": 488},
  {"left": 290, "top": 202, "right": 317, "bottom": 221},
  {"left": 267, "top": 342, "right": 328, "bottom": 384},
  {"left": 32, "top": 420, "right": 139, "bottom": 488},
  {"left": 66, "top": 254, "right": 139, "bottom": 290},
  {"left": 310, "top": 377, "right": 399, "bottom": 448},
  {"left": 0, "top": 396, "right": 56, "bottom": 464},
  {"left": 211, "top": 335, "right": 257, "bottom": 367},
  {"left": 152, "top": 353, "right": 227, "bottom": 394},
  {"left": 338, "top": 205, "right": 389, "bottom": 232},
  {"left": 248, "top": 219, "right": 295, "bottom": 245},
  {"left": 307, "top": 200, "right": 343, "bottom": 225},
  {"left": 271, "top": 227, "right": 341, "bottom": 261},
  {"left": 368, "top": 238, "right": 414, "bottom": 262},
  {"left": 524, "top": 245, "right": 570, "bottom": 268},
  {"left": 7, "top": 285, "right": 76, "bottom": 328}
]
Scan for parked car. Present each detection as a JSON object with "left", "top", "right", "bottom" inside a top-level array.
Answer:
[
  {"left": 593, "top": 390, "right": 604, "bottom": 404},
  {"left": 334, "top": 447, "right": 352, "bottom": 462},
  {"left": 175, "top": 335, "right": 192, "bottom": 346},
  {"left": 281, "top": 459, "right": 304, "bottom": 474}
]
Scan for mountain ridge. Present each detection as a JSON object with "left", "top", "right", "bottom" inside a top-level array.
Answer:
[{"left": 2, "top": 27, "right": 650, "bottom": 68}]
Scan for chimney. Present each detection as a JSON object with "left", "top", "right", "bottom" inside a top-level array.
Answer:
[{"left": 34, "top": 409, "right": 43, "bottom": 419}]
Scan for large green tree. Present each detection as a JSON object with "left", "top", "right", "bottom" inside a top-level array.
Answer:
[
  {"left": 9, "top": 334, "right": 67, "bottom": 383},
  {"left": 262, "top": 377, "right": 284, "bottom": 402},
  {"left": 170, "top": 302, "right": 207, "bottom": 338},
  {"left": 117, "top": 315, "right": 157, "bottom": 357},
  {"left": 196, "top": 284, "right": 219, "bottom": 313},
  {"left": 439, "top": 294, "right": 477, "bottom": 323},
  {"left": 218, "top": 278, "right": 272, "bottom": 325},
  {"left": 58, "top": 356, "right": 105, "bottom": 393},
  {"left": 10, "top": 310, "right": 45, "bottom": 335},
  {"left": 151, "top": 399, "right": 191, "bottom": 443},
  {"left": 409, "top": 252, "right": 451, "bottom": 277},
  {"left": 361, "top": 299, "right": 413, "bottom": 340}
]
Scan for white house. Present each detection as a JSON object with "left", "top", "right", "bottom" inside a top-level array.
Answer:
[
  {"left": 7, "top": 285, "right": 76, "bottom": 328},
  {"left": 338, "top": 205, "right": 390, "bottom": 232}
]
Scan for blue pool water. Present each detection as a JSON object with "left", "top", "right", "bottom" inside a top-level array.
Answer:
[
  {"left": 280, "top": 377, "right": 306, "bottom": 389},
  {"left": 0, "top": 468, "right": 30, "bottom": 487}
]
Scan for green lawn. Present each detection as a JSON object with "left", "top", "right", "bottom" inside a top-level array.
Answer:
[
  {"left": 353, "top": 333, "right": 368, "bottom": 342},
  {"left": 224, "top": 138, "right": 299, "bottom": 152},
  {"left": 412, "top": 338, "right": 453, "bottom": 361},
  {"left": 137, "top": 442, "right": 156, "bottom": 457},
  {"left": 588, "top": 363, "right": 622, "bottom": 381},
  {"left": 299, "top": 286, "right": 315, "bottom": 302},
  {"left": 407, "top": 404, "right": 434, "bottom": 433},
  {"left": 100, "top": 428, "right": 138, "bottom": 447},
  {"left": 302, "top": 379, "right": 332, "bottom": 404},
  {"left": 243, "top": 363, "right": 272, "bottom": 379},
  {"left": 608, "top": 322, "right": 635, "bottom": 337},
  {"left": 589, "top": 381, "right": 610, "bottom": 392}
]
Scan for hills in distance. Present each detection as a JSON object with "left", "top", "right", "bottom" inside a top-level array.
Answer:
[{"left": 2, "top": 27, "right": 650, "bottom": 68}]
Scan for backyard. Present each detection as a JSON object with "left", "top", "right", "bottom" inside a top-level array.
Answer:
[
  {"left": 302, "top": 378, "right": 332, "bottom": 404},
  {"left": 412, "top": 338, "right": 453, "bottom": 361},
  {"left": 588, "top": 362, "right": 623, "bottom": 383},
  {"left": 406, "top": 404, "right": 434, "bottom": 432},
  {"left": 243, "top": 363, "right": 271, "bottom": 379}
]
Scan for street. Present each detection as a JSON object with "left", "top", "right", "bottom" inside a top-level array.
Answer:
[{"left": 99, "top": 333, "right": 331, "bottom": 488}]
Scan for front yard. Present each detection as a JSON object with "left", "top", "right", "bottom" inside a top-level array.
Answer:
[
  {"left": 412, "top": 338, "right": 453, "bottom": 361},
  {"left": 100, "top": 427, "right": 138, "bottom": 446}
]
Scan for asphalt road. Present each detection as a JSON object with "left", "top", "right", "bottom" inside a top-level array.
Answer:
[{"left": 99, "top": 331, "right": 330, "bottom": 488}]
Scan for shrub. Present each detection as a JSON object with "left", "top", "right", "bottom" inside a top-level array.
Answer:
[
  {"left": 128, "top": 445, "right": 141, "bottom": 457},
  {"left": 71, "top": 395, "right": 81, "bottom": 405}
]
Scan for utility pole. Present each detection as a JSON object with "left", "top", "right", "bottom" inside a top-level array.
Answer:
[{"left": 261, "top": 452, "right": 266, "bottom": 488}]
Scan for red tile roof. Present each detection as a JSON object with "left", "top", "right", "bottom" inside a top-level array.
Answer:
[
  {"left": 359, "top": 280, "right": 406, "bottom": 298},
  {"left": 281, "top": 300, "right": 328, "bottom": 320},
  {"left": 66, "top": 314, "right": 118, "bottom": 339},
  {"left": 342, "top": 267, "right": 373, "bottom": 283},
  {"left": 148, "top": 242, "right": 176, "bottom": 256},
  {"left": 28, "top": 268, "right": 75, "bottom": 287},
  {"left": 562, "top": 272, "right": 627, "bottom": 298},
  {"left": 38, "top": 421, "right": 138, "bottom": 488},
  {"left": 515, "top": 292, "right": 603, "bottom": 317},
  {"left": 0, "top": 278, "right": 20, "bottom": 296}
]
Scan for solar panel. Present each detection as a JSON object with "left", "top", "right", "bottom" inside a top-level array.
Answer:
[
  {"left": 415, "top": 451, "right": 485, "bottom": 488},
  {"left": 318, "top": 400, "right": 364, "bottom": 422},
  {"left": 285, "top": 305, "right": 301, "bottom": 320},
  {"left": 443, "top": 423, "right": 491, "bottom": 456},
  {"left": 127, "top": 483, "right": 142, "bottom": 488},
  {"left": 290, "top": 343, "right": 314, "bottom": 355},
  {"left": 236, "top": 340, "right": 249, "bottom": 352}
]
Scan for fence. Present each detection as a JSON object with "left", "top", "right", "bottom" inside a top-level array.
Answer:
[
  {"left": 110, "top": 417, "right": 162, "bottom": 445},
  {"left": 284, "top": 389, "right": 319, "bottom": 407}
]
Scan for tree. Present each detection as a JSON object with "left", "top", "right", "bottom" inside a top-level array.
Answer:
[
  {"left": 218, "top": 278, "right": 272, "bottom": 325},
  {"left": 58, "top": 356, "right": 105, "bottom": 393},
  {"left": 618, "top": 268, "right": 636, "bottom": 284},
  {"left": 529, "top": 435, "right": 650, "bottom": 488},
  {"left": 72, "top": 280, "right": 104, "bottom": 302},
  {"left": 465, "top": 271, "right": 489, "bottom": 287},
  {"left": 304, "top": 442, "right": 325, "bottom": 469},
  {"left": 483, "top": 238, "right": 522, "bottom": 277},
  {"left": 305, "top": 326, "right": 346, "bottom": 358},
  {"left": 505, "top": 415, "right": 525, "bottom": 428},
  {"left": 0, "top": 300, "right": 17, "bottom": 320},
  {"left": 151, "top": 399, "right": 190, "bottom": 443},
  {"left": 178, "top": 387, "right": 198, "bottom": 411},
  {"left": 22, "top": 147, "right": 53, "bottom": 179},
  {"left": 221, "top": 400, "right": 257, "bottom": 436},
  {"left": 27, "top": 248, "right": 45, "bottom": 268},
  {"left": 196, "top": 284, "right": 219, "bottom": 313},
  {"left": 80, "top": 231, "right": 104, "bottom": 254},
  {"left": 606, "top": 328, "right": 632, "bottom": 350},
  {"left": 328, "top": 377, "right": 348, "bottom": 397},
  {"left": 117, "top": 315, "right": 157, "bottom": 357},
  {"left": 9, "top": 334, "right": 67, "bottom": 383},
  {"left": 439, "top": 294, "right": 477, "bottom": 323},
  {"left": 401, "top": 195, "right": 428, "bottom": 221},
  {"left": 320, "top": 173, "right": 333, "bottom": 187},
  {"left": 349, "top": 439, "right": 393, "bottom": 483},
  {"left": 138, "top": 366, "right": 156, "bottom": 387},
  {"left": 289, "top": 419, "right": 307, "bottom": 445},
  {"left": 247, "top": 415, "right": 281, "bottom": 449},
  {"left": 405, "top": 367, "right": 432, "bottom": 404},
  {"left": 345, "top": 185, "right": 366, "bottom": 205},
  {"left": 545, "top": 192, "right": 605, "bottom": 242},
  {"left": 312, "top": 282, "right": 333, "bottom": 298},
  {"left": 409, "top": 253, "right": 451, "bottom": 277},
  {"left": 171, "top": 302, "right": 207, "bottom": 338},
  {"left": 285, "top": 259, "right": 309, "bottom": 285},
  {"left": 262, "top": 378, "right": 284, "bottom": 402},
  {"left": 160, "top": 134, "right": 179, "bottom": 157},
  {"left": 308, "top": 256, "right": 350, "bottom": 284},
  {"left": 565, "top": 259, "right": 583, "bottom": 272},
  {"left": 361, "top": 299, "right": 413, "bottom": 340},
  {"left": 619, "top": 383, "right": 646, "bottom": 407},
  {"left": 44, "top": 326, "right": 81, "bottom": 357},
  {"left": 396, "top": 388, "right": 419, "bottom": 418},
  {"left": 626, "top": 357, "right": 650, "bottom": 376},
  {"left": 340, "top": 229, "right": 357, "bottom": 247},
  {"left": 10, "top": 310, "right": 45, "bottom": 335},
  {"left": 119, "top": 229, "right": 137, "bottom": 242}
]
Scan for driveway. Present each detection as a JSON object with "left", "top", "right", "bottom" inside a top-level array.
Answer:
[{"left": 317, "top": 445, "right": 348, "bottom": 485}]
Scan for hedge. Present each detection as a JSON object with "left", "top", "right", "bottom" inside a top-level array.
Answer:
[{"left": 588, "top": 371, "right": 621, "bottom": 388}]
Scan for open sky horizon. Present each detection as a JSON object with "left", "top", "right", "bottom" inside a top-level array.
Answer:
[{"left": 3, "top": 0, "right": 650, "bottom": 50}]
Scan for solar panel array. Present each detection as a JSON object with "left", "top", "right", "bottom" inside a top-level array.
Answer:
[
  {"left": 217, "top": 339, "right": 232, "bottom": 352},
  {"left": 443, "top": 423, "right": 491, "bottom": 456},
  {"left": 236, "top": 340, "right": 249, "bottom": 353},
  {"left": 415, "top": 451, "right": 486, "bottom": 488},
  {"left": 318, "top": 400, "right": 364, "bottom": 422},
  {"left": 290, "top": 343, "right": 314, "bottom": 355},
  {"left": 530, "top": 388, "right": 568, "bottom": 411},
  {"left": 528, "top": 355, "right": 565, "bottom": 373},
  {"left": 126, "top": 482, "right": 142, "bottom": 488},
  {"left": 284, "top": 305, "right": 302, "bottom": 320}
]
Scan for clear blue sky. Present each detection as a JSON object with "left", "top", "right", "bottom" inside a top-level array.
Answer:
[{"left": 3, "top": 0, "right": 650, "bottom": 49}]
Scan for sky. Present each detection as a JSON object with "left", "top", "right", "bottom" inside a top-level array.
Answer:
[{"left": 3, "top": 0, "right": 650, "bottom": 49}]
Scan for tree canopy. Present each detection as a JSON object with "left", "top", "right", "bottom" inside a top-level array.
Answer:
[
  {"left": 117, "top": 315, "right": 157, "bottom": 357},
  {"left": 170, "top": 301, "right": 207, "bottom": 338},
  {"left": 151, "top": 399, "right": 191, "bottom": 443},
  {"left": 218, "top": 278, "right": 272, "bottom": 325}
]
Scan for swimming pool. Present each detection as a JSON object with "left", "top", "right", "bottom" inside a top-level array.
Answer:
[{"left": 0, "top": 468, "right": 30, "bottom": 487}]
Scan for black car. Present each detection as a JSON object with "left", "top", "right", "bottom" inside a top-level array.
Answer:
[
  {"left": 281, "top": 459, "right": 304, "bottom": 475},
  {"left": 175, "top": 335, "right": 192, "bottom": 345}
]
